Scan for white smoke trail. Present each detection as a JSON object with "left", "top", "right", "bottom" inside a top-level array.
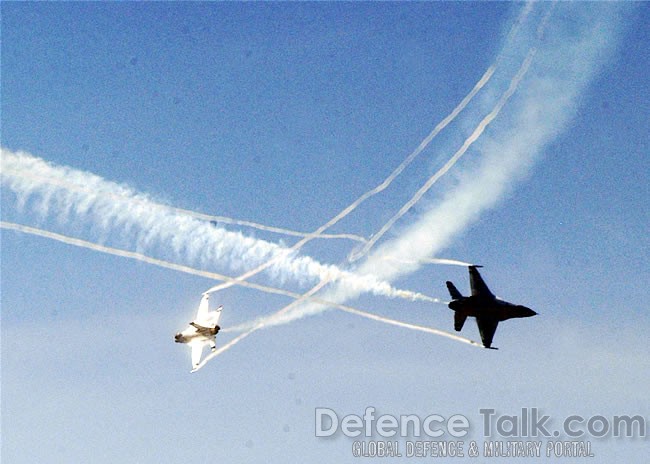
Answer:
[
  {"left": 208, "top": 303, "right": 481, "bottom": 366},
  {"left": 2, "top": 160, "right": 366, "bottom": 242},
  {"left": 196, "top": 6, "right": 541, "bottom": 298},
  {"left": 253, "top": 2, "right": 624, "bottom": 329},
  {"left": 196, "top": 5, "right": 544, "bottom": 357},
  {"left": 0, "top": 221, "right": 326, "bottom": 301},
  {"left": 353, "top": 3, "right": 623, "bottom": 284},
  {"left": 347, "top": 3, "right": 556, "bottom": 262},
  {"left": 195, "top": 3, "right": 548, "bottom": 345},
  {"left": 198, "top": 278, "right": 479, "bottom": 368},
  {"left": 200, "top": 26, "right": 506, "bottom": 296},
  {"left": 2, "top": 221, "right": 477, "bottom": 371},
  {"left": 0, "top": 149, "right": 429, "bottom": 303},
  {"left": 380, "top": 257, "right": 476, "bottom": 268},
  {"left": 1, "top": 220, "right": 450, "bottom": 323},
  {"left": 181, "top": 211, "right": 366, "bottom": 243},
  {"left": 305, "top": 2, "right": 536, "bottom": 234},
  {"left": 349, "top": 49, "right": 537, "bottom": 262},
  {"left": 192, "top": 279, "right": 332, "bottom": 371}
]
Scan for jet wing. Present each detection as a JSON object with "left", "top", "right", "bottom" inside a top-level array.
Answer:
[
  {"left": 469, "top": 266, "right": 494, "bottom": 298},
  {"left": 195, "top": 294, "right": 210, "bottom": 321},
  {"left": 194, "top": 295, "right": 223, "bottom": 328},
  {"left": 190, "top": 341, "right": 205, "bottom": 369},
  {"left": 198, "top": 304, "right": 223, "bottom": 328},
  {"left": 191, "top": 342, "right": 221, "bottom": 373},
  {"left": 476, "top": 316, "right": 499, "bottom": 349}
]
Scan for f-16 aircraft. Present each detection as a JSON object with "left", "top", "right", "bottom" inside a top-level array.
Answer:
[
  {"left": 174, "top": 294, "right": 222, "bottom": 372},
  {"left": 446, "top": 266, "right": 536, "bottom": 349}
]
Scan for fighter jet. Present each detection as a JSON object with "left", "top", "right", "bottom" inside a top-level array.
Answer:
[
  {"left": 446, "top": 266, "right": 536, "bottom": 349},
  {"left": 174, "top": 293, "right": 223, "bottom": 372}
]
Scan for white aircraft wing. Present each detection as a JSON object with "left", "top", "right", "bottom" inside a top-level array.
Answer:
[
  {"left": 191, "top": 341, "right": 221, "bottom": 373},
  {"left": 195, "top": 294, "right": 210, "bottom": 322},
  {"left": 190, "top": 341, "right": 205, "bottom": 370},
  {"left": 195, "top": 305, "right": 223, "bottom": 330}
]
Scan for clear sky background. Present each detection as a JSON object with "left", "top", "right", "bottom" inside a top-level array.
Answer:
[{"left": 2, "top": 2, "right": 648, "bottom": 462}]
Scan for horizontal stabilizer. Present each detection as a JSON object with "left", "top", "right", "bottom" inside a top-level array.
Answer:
[
  {"left": 454, "top": 312, "right": 468, "bottom": 331},
  {"left": 446, "top": 281, "right": 463, "bottom": 300}
]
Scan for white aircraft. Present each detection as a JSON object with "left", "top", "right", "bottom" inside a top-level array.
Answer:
[{"left": 174, "top": 294, "right": 223, "bottom": 372}]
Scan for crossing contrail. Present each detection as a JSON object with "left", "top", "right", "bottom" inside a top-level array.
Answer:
[
  {"left": 1, "top": 3, "right": 534, "bottom": 310},
  {"left": 0, "top": 149, "right": 430, "bottom": 303},
  {"left": 0, "top": 221, "right": 330, "bottom": 301},
  {"left": 2, "top": 2, "right": 623, "bottom": 369},
  {"left": 249, "top": 2, "right": 622, "bottom": 331},
  {"left": 1, "top": 160, "right": 366, "bottom": 243},
  {"left": 348, "top": 48, "right": 537, "bottom": 262},
  {"left": 1, "top": 221, "right": 475, "bottom": 365},
  {"left": 206, "top": 301, "right": 482, "bottom": 366},
  {"left": 200, "top": 3, "right": 539, "bottom": 304},
  {"left": 193, "top": 279, "right": 333, "bottom": 371},
  {"left": 346, "top": 2, "right": 553, "bottom": 262},
  {"left": 1, "top": 220, "right": 450, "bottom": 320},
  {"left": 250, "top": 6, "right": 547, "bottom": 337},
  {"left": 197, "top": 278, "right": 480, "bottom": 368},
  {"left": 353, "top": 2, "right": 621, "bottom": 284},
  {"left": 200, "top": 44, "right": 502, "bottom": 296}
]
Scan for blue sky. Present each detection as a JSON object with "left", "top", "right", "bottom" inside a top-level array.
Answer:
[{"left": 2, "top": 2, "right": 648, "bottom": 462}]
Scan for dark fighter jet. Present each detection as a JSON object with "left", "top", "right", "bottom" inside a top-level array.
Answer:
[{"left": 446, "top": 266, "right": 536, "bottom": 349}]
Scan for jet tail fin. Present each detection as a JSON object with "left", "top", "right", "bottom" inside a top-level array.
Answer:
[{"left": 446, "top": 281, "right": 463, "bottom": 300}]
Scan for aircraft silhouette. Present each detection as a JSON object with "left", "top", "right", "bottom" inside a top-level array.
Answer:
[{"left": 446, "top": 266, "right": 537, "bottom": 349}]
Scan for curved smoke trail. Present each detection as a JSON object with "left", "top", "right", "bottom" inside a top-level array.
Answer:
[{"left": 253, "top": 2, "right": 624, "bottom": 330}]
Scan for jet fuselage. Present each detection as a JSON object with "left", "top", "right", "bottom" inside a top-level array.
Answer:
[
  {"left": 174, "top": 324, "right": 220, "bottom": 344},
  {"left": 448, "top": 296, "right": 536, "bottom": 322}
]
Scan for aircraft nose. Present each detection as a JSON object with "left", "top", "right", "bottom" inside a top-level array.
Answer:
[{"left": 516, "top": 305, "right": 536, "bottom": 317}]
